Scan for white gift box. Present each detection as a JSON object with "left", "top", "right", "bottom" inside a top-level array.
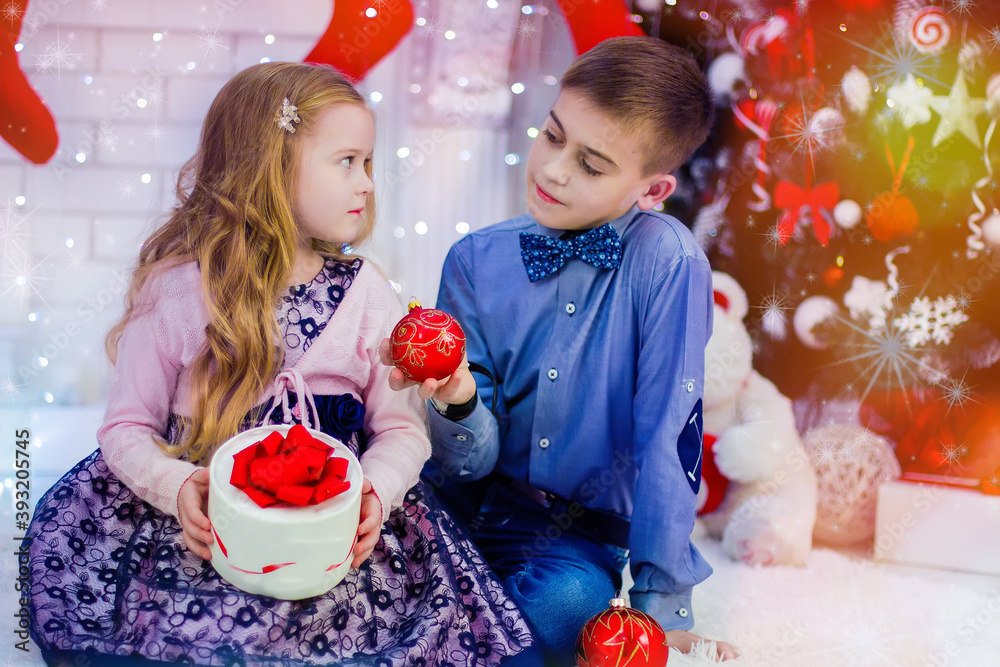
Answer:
[
  {"left": 874, "top": 479, "right": 1000, "bottom": 577},
  {"left": 208, "top": 424, "right": 363, "bottom": 599}
]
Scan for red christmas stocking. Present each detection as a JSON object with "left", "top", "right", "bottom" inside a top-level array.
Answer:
[
  {"left": 556, "top": 0, "right": 644, "bottom": 55},
  {"left": 304, "top": 0, "right": 414, "bottom": 82},
  {"left": 1, "top": 0, "right": 58, "bottom": 164}
]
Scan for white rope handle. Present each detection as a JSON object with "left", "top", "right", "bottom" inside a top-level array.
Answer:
[{"left": 260, "top": 369, "right": 322, "bottom": 432}]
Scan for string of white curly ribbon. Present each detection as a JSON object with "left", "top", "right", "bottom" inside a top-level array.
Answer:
[
  {"left": 966, "top": 119, "right": 996, "bottom": 259},
  {"left": 885, "top": 245, "right": 911, "bottom": 299},
  {"left": 726, "top": 23, "right": 740, "bottom": 53},
  {"left": 731, "top": 101, "right": 775, "bottom": 212}
]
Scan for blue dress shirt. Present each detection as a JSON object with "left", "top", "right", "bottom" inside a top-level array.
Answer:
[{"left": 426, "top": 205, "right": 714, "bottom": 631}]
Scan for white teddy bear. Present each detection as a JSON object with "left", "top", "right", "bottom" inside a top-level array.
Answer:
[{"left": 696, "top": 272, "right": 817, "bottom": 566}]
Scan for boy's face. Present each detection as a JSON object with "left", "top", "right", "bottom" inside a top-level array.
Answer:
[{"left": 525, "top": 90, "right": 674, "bottom": 231}]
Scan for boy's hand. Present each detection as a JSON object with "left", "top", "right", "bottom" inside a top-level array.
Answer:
[
  {"left": 178, "top": 467, "right": 213, "bottom": 561},
  {"left": 664, "top": 630, "right": 739, "bottom": 661},
  {"left": 378, "top": 338, "right": 477, "bottom": 406},
  {"left": 351, "top": 478, "right": 382, "bottom": 568}
]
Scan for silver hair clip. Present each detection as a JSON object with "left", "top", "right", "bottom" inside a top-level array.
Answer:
[{"left": 276, "top": 97, "right": 301, "bottom": 133}]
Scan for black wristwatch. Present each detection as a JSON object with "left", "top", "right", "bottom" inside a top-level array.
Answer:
[{"left": 431, "top": 393, "right": 478, "bottom": 421}]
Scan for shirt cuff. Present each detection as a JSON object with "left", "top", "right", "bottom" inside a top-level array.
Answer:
[
  {"left": 629, "top": 589, "right": 695, "bottom": 632},
  {"left": 426, "top": 398, "right": 497, "bottom": 480}
]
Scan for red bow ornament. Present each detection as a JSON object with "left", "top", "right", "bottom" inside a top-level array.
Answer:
[
  {"left": 229, "top": 424, "right": 351, "bottom": 508},
  {"left": 774, "top": 180, "right": 840, "bottom": 246}
]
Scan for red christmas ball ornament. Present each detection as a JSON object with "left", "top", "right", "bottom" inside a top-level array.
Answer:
[
  {"left": 822, "top": 266, "right": 844, "bottom": 288},
  {"left": 390, "top": 299, "right": 466, "bottom": 382},
  {"left": 865, "top": 192, "right": 919, "bottom": 242},
  {"left": 576, "top": 596, "right": 669, "bottom": 667}
]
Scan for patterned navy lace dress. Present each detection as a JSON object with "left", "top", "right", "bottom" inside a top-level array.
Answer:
[{"left": 25, "top": 257, "right": 534, "bottom": 666}]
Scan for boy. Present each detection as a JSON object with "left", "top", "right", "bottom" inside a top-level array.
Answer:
[{"left": 383, "top": 36, "right": 737, "bottom": 663}]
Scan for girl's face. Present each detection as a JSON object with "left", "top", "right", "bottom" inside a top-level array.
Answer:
[{"left": 294, "top": 103, "right": 375, "bottom": 247}]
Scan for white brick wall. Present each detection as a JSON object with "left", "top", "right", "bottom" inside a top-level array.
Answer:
[
  {"left": 0, "top": 165, "right": 25, "bottom": 194},
  {"left": 16, "top": 27, "right": 100, "bottom": 74},
  {"left": 28, "top": 211, "right": 91, "bottom": 258}
]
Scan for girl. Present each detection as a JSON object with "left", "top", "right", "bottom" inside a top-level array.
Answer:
[{"left": 26, "top": 62, "right": 535, "bottom": 666}]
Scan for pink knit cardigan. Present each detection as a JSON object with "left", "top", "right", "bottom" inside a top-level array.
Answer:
[{"left": 97, "top": 260, "right": 431, "bottom": 523}]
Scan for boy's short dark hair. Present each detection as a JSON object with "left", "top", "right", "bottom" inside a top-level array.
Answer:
[{"left": 561, "top": 36, "right": 714, "bottom": 176}]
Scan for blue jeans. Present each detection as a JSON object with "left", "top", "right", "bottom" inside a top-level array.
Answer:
[{"left": 462, "top": 482, "right": 631, "bottom": 667}]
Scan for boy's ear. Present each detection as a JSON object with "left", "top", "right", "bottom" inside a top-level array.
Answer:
[{"left": 635, "top": 174, "right": 676, "bottom": 211}]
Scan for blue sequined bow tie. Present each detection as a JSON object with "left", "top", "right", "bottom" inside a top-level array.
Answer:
[{"left": 519, "top": 223, "right": 623, "bottom": 282}]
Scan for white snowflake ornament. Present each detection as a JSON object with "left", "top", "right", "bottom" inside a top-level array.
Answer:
[{"left": 893, "top": 295, "right": 968, "bottom": 347}]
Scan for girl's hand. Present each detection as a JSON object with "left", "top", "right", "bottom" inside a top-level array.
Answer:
[
  {"left": 352, "top": 478, "right": 382, "bottom": 568},
  {"left": 378, "top": 338, "right": 478, "bottom": 405},
  {"left": 178, "top": 467, "right": 213, "bottom": 561}
]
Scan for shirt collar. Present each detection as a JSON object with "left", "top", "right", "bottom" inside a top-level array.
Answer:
[
  {"left": 529, "top": 204, "right": 642, "bottom": 238},
  {"left": 609, "top": 204, "right": 642, "bottom": 237}
]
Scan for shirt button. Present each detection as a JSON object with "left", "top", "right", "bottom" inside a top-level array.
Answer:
[
  {"left": 565, "top": 302, "right": 576, "bottom": 315},
  {"left": 456, "top": 434, "right": 467, "bottom": 442},
  {"left": 547, "top": 368, "right": 558, "bottom": 381},
  {"left": 686, "top": 381, "right": 695, "bottom": 393},
  {"left": 539, "top": 438, "right": 550, "bottom": 449},
  {"left": 678, "top": 607, "right": 689, "bottom": 618}
]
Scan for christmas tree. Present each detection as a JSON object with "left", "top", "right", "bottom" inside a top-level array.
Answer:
[{"left": 643, "top": 0, "right": 1000, "bottom": 487}]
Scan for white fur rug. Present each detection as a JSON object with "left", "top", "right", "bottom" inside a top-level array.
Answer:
[
  {"left": 664, "top": 534, "right": 1000, "bottom": 667},
  {"left": 4, "top": 530, "right": 1000, "bottom": 666}
]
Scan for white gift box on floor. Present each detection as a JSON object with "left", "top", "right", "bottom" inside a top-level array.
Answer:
[{"left": 874, "top": 479, "right": 1000, "bottom": 576}]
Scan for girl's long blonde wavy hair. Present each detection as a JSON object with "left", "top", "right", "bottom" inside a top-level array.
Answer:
[{"left": 105, "top": 62, "right": 376, "bottom": 464}]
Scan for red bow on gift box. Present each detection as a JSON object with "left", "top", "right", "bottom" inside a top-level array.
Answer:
[
  {"left": 229, "top": 424, "right": 351, "bottom": 508},
  {"left": 774, "top": 180, "right": 840, "bottom": 246}
]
